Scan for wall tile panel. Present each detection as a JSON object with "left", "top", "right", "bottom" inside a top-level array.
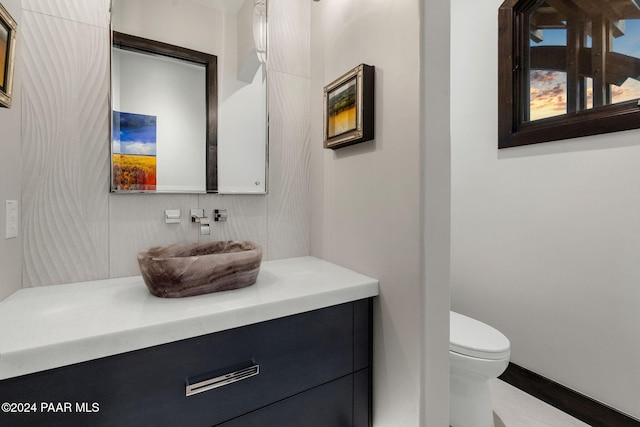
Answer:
[
  {"left": 21, "top": 10, "right": 110, "bottom": 286},
  {"left": 22, "top": 0, "right": 110, "bottom": 28},
  {"left": 197, "top": 194, "right": 269, "bottom": 256},
  {"left": 267, "top": 70, "right": 310, "bottom": 260},
  {"left": 268, "top": 0, "right": 310, "bottom": 78},
  {"left": 108, "top": 194, "right": 199, "bottom": 278}
]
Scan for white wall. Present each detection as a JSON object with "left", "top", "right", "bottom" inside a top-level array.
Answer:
[
  {"left": 420, "top": 0, "right": 451, "bottom": 424},
  {"left": 451, "top": 0, "right": 640, "bottom": 420},
  {"left": 310, "top": 0, "right": 450, "bottom": 424},
  {"left": 11, "top": 0, "right": 309, "bottom": 289},
  {"left": 0, "top": 0, "right": 21, "bottom": 300}
]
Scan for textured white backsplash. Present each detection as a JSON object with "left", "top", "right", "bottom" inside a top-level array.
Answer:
[
  {"left": 21, "top": 0, "right": 310, "bottom": 287},
  {"left": 22, "top": 0, "right": 110, "bottom": 28},
  {"left": 21, "top": 9, "right": 111, "bottom": 286}
]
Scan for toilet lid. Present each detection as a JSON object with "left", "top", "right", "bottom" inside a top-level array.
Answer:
[{"left": 450, "top": 311, "right": 510, "bottom": 360}]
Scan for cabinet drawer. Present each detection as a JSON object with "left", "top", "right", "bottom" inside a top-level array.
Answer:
[
  {"left": 220, "top": 369, "right": 371, "bottom": 427},
  {"left": 219, "top": 374, "right": 354, "bottom": 427},
  {"left": 0, "top": 302, "right": 356, "bottom": 427}
]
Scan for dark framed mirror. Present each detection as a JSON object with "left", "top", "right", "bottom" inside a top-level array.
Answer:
[{"left": 111, "top": 32, "right": 218, "bottom": 193}]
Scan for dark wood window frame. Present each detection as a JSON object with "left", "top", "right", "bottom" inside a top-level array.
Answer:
[{"left": 498, "top": 0, "right": 640, "bottom": 149}]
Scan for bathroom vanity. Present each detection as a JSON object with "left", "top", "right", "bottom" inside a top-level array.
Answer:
[{"left": 0, "top": 257, "right": 378, "bottom": 426}]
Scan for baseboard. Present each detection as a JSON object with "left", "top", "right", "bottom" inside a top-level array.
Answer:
[{"left": 499, "top": 363, "right": 640, "bottom": 427}]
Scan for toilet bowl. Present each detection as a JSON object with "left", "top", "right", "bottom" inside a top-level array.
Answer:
[{"left": 450, "top": 311, "right": 510, "bottom": 427}]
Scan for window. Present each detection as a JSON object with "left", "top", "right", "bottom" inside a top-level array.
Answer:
[{"left": 498, "top": 0, "right": 640, "bottom": 148}]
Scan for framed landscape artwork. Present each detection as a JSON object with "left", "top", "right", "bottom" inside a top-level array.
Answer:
[
  {"left": 323, "top": 64, "right": 375, "bottom": 150},
  {"left": 112, "top": 111, "right": 158, "bottom": 191},
  {"left": 0, "top": 2, "right": 17, "bottom": 108}
]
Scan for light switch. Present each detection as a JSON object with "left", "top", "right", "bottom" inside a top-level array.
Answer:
[{"left": 5, "top": 200, "right": 18, "bottom": 239}]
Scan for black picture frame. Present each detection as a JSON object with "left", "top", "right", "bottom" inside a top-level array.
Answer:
[
  {"left": 0, "top": 2, "right": 17, "bottom": 109},
  {"left": 323, "top": 64, "right": 375, "bottom": 149}
]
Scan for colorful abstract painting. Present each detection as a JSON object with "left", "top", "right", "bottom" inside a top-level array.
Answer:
[
  {"left": 327, "top": 78, "right": 357, "bottom": 138},
  {"left": 112, "top": 111, "right": 157, "bottom": 191}
]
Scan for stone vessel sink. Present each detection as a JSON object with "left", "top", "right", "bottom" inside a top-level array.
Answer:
[{"left": 137, "top": 241, "right": 262, "bottom": 298}]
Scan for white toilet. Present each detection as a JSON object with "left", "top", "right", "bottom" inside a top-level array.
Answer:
[{"left": 449, "top": 311, "right": 511, "bottom": 427}]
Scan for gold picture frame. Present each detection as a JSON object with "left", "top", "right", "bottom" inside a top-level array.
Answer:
[
  {"left": 323, "top": 64, "right": 375, "bottom": 150},
  {"left": 0, "top": 2, "right": 17, "bottom": 108}
]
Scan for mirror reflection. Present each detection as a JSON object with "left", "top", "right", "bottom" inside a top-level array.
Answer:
[
  {"left": 111, "top": 0, "right": 268, "bottom": 194},
  {"left": 112, "top": 32, "right": 215, "bottom": 193}
]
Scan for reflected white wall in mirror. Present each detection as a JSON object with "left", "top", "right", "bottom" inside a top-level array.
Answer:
[
  {"left": 111, "top": 0, "right": 268, "bottom": 194},
  {"left": 112, "top": 48, "right": 207, "bottom": 193}
]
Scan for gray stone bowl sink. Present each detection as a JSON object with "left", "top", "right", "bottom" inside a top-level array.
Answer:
[{"left": 137, "top": 241, "right": 262, "bottom": 298}]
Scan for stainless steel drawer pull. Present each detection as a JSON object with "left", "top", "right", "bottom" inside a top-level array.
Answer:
[{"left": 186, "top": 364, "right": 260, "bottom": 396}]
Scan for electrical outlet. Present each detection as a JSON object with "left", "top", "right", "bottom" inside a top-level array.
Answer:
[{"left": 5, "top": 200, "right": 18, "bottom": 239}]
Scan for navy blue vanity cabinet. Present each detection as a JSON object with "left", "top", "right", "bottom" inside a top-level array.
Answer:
[{"left": 0, "top": 299, "right": 372, "bottom": 427}]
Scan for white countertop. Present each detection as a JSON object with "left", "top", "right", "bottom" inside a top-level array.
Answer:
[{"left": 0, "top": 257, "right": 378, "bottom": 380}]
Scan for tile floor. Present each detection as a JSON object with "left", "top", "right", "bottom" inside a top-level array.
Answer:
[{"left": 490, "top": 379, "right": 590, "bottom": 427}]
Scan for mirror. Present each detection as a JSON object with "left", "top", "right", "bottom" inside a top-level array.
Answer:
[
  {"left": 112, "top": 32, "right": 216, "bottom": 193},
  {"left": 111, "top": 0, "right": 268, "bottom": 194}
]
